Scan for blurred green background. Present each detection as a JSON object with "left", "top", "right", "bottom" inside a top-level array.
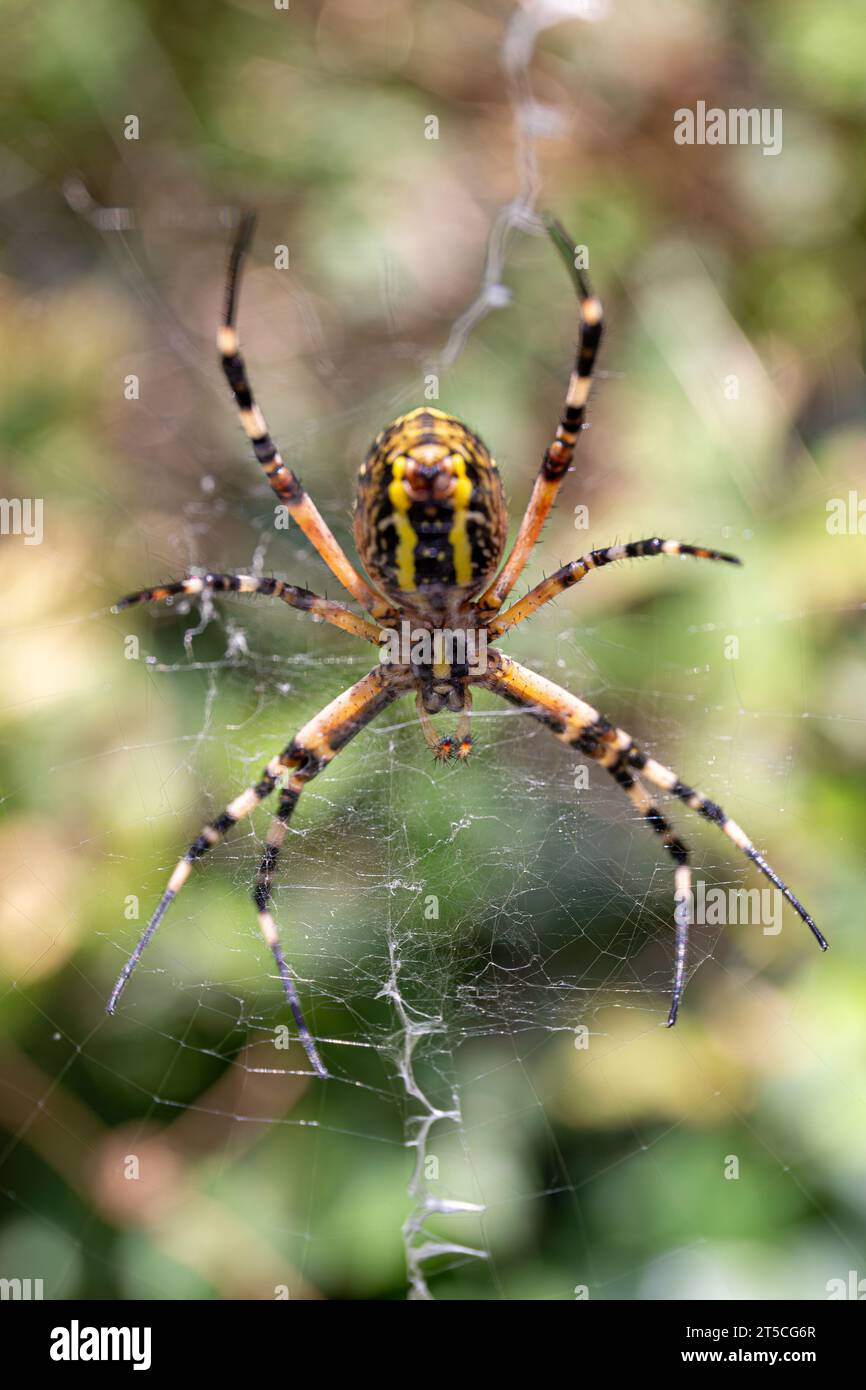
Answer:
[{"left": 1, "top": 0, "right": 865, "bottom": 1301}]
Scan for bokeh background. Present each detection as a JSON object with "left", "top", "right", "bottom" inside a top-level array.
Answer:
[{"left": 1, "top": 0, "right": 865, "bottom": 1301}]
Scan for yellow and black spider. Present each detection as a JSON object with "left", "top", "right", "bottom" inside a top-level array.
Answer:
[{"left": 107, "top": 214, "right": 827, "bottom": 1076}]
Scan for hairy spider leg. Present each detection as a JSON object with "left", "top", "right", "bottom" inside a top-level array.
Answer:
[
  {"left": 218, "top": 213, "right": 393, "bottom": 620},
  {"left": 489, "top": 538, "right": 740, "bottom": 639},
  {"left": 605, "top": 763, "right": 692, "bottom": 1023},
  {"left": 107, "top": 665, "right": 410, "bottom": 1075},
  {"left": 248, "top": 665, "right": 409, "bottom": 1075},
  {"left": 114, "top": 571, "right": 381, "bottom": 644},
  {"left": 479, "top": 216, "right": 603, "bottom": 615},
  {"left": 479, "top": 651, "right": 827, "bottom": 1024}
]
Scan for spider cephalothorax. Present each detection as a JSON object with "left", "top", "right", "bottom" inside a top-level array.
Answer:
[{"left": 107, "top": 212, "right": 826, "bottom": 1078}]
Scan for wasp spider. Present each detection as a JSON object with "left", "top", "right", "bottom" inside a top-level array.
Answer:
[{"left": 107, "top": 215, "right": 826, "bottom": 1076}]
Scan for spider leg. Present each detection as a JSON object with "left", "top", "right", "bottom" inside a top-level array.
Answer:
[
  {"left": 488, "top": 538, "right": 740, "bottom": 640},
  {"left": 249, "top": 667, "right": 408, "bottom": 1076},
  {"left": 252, "top": 783, "right": 331, "bottom": 1074},
  {"left": 606, "top": 763, "right": 692, "bottom": 1024},
  {"left": 479, "top": 215, "right": 603, "bottom": 615},
  {"left": 479, "top": 650, "right": 826, "bottom": 1023},
  {"left": 107, "top": 765, "right": 281, "bottom": 1017},
  {"left": 107, "top": 664, "right": 410, "bottom": 1074},
  {"left": 114, "top": 571, "right": 381, "bottom": 644},
  {"left": 218, "top": 214, "right": 394, "bottom": 621}
]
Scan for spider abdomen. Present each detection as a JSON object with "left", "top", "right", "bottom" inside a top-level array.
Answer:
[{"left": 353, "top": 407, "right": 506, "bottom": 613}]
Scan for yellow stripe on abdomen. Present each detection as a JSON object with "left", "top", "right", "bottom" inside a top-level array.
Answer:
[
  {"left": 448, "top": 456, "right": 473, "bottom": 586},
  {"left": 387, "top": 458, "right": 418, "bottom": 590}
]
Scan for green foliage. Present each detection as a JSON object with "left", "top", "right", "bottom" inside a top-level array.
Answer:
[{"left": 1, "top": 0, "right": 864, "bottom": 1302}]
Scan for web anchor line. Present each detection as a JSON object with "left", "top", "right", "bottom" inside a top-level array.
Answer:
[{"left": 385, "top": 0, "right": 603, "bottom": 1300}]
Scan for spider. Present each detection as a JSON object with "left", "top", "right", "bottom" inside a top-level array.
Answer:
[{"left": 107, "top": 213, "right": 827, "bottom": 1076}]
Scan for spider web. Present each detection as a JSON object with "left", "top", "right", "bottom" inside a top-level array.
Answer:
[
  {"left": 3, "top": 0, "right": 862, "bottom": 1304},
  {"left": 92, "top": 579, "right": 751, "bottom": 1301}
]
